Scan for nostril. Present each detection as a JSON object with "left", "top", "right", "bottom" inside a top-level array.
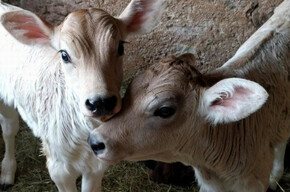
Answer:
[
  {"left": 87, "top": 134, "right": 106, "bottom": 155},
  {"left": 90, "top": 142, "right": 106, "bottom": 155},
  {"left": 85, "top": 95, "right": 118, "bottom": 116},
  {"left": 85, "top": 97, "right": 104, "bottom": 112},
  {"left": 85, "top": 99, "right": 98, "bottom": 111},
  {"left": 103, "top": 96, "right": 117, "bottom": 111}
]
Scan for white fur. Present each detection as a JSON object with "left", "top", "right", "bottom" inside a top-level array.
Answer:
[
  {"left": 0, "top": 12, "right": 107, "bottom": 190},
  {"left": 200, "top": 78, "right": 268, "bottom": 125}
]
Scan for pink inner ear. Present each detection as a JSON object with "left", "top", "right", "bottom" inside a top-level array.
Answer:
[
  {"left": 127, "top": 12, "right": 146, "bottom": 32},
  {"left": 127, "top": 1, "right": 150, "bottom": 32},
  {"left": 210, "top": 86, "right": 254, "bottom": 109},
  {"left": 10, "top": 14, "right": 49, "bottom": 42},
  {"left": 19, "top": 25, "right": 49, "bottom": 39}
]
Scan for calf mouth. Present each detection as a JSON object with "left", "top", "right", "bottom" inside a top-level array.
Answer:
[
  {"left": 96, "top": 156, "right": 120, "bottom": 165},
  {"left": 99, "top": 113, "right": 116, "bottom": 122},
  {"left": 85, "top": 100, "right": 122, "bottom": 122}
]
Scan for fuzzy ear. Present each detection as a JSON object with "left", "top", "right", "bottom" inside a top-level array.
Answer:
[
  {"left": 118, "top": 0, "right": 165, "bottom": 35},
  {"left": 199, "top": 78, "right": 268, "bottom": 124},
  {"left": 1, "top": 10, "right": 53, "bottom": 45}
]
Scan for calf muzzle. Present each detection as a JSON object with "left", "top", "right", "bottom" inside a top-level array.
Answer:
[
  {"left": 88, "top": 135, "right": 106, "bottom": 155},
  {"left": 85, "top": 95, "right": 117, "bottom": 117}
]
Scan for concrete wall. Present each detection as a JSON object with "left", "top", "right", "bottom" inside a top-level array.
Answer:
[{"left": 5, "top": 0, "right": 283, "bottom": 78}]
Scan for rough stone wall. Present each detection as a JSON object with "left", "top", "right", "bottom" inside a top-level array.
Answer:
[{"left": 4, "top": 0, "right": 283, "bottom": 78}]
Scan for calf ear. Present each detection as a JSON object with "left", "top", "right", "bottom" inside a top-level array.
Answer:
[
  {"left": 118, "top": 0, "right": 165, "bottom": 35},
  {"left": 1, "top": 10, "right": 53, "bottom": 45},
  {"left": 199, "top": 78, "right": 268, "bottom": 125}
]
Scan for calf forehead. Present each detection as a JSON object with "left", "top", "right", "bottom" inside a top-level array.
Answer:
[
  {"left": 63, "top": 8, "right": 119, "bottom": 34},
  {"left": 60, "top": 9, "right": 121, "bottom": 58},
  {"left": 133, "top": 59, "right": 200, "bottom": 96}
]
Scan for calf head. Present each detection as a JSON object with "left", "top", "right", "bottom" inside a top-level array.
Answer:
[
  {"left": 0, "top": 0, "right": 164, "bottom": 121},
  {"left": 88, "top": 53, "right": 268, "bottom": 164}
]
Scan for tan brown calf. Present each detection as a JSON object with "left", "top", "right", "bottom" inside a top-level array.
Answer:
[{"left": 89, "top": 0, "right": 290, "bottom": 191}]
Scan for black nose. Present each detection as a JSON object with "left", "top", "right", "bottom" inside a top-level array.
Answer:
[
  {"left": 88, "top": 136, "right": 106, "bottom": 155},
  {"left": 85, "top": 95, "right": 117, "bottom": 116}
]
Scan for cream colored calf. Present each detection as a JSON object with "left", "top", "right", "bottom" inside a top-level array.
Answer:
[
  {"left": 89, "top": 0, "right": 290, "bottom": 191},
  {"left": 0, "top": 0, "right": 164, "bottom": 191}
]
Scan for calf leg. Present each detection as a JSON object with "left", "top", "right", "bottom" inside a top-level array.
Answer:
[
  {"left": 81, "top": 168, "right": 107, "bottom": 192},
  {"left": 269, "top": 142, "right": 287, "bottom": 190},
  {"left": 232, "top": 175, "right": 265, "bottom": 192},
  {"left": 47, "top": 157, "right": 79, "bottom": 192},
  {"left": 0, "top": 102, "right": 19, "bottom": 190},
  {"left": 193, "top": 167, "right": 225, "bottom": 192}
]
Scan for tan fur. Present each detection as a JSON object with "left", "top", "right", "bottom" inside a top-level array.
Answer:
[
  {"left": 53, "top": 8, "right": 125, "bottom": 119},
  {"left": 90, "top": 1, "right": 290, "bottom": 191}
]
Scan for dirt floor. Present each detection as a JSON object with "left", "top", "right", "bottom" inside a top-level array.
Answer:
[{"left": 1, "top": 0, "right": 289, "bottom": 191}]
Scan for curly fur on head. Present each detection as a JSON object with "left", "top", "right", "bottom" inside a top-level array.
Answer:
[{"left": 157, "top": 53, "right": 207, "bottom": 87}]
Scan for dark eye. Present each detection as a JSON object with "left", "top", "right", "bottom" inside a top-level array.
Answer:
[
  {"left": 118, "top": 41, "right": 125, "bottom": 56},
  {"left": 59, "top": 50, "right": 71, "bottom": 63},
  {"left": 154, "top": 107, "right": 176, "bottom": 119}
]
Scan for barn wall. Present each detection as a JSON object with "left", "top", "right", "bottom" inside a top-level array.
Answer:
[{"left": 4, "top": 0, "right": 283, "bottom": 78}]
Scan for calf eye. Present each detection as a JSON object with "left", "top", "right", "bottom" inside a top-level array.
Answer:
[
  {"left": 154, "top": 107, "right": 176, "bottom": 119},
  {"left": 59, "top": 50, "right": 71, "bottom": 63},
  {"left": 118, "top": 41, "right": 125, "bottom": 56}
]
